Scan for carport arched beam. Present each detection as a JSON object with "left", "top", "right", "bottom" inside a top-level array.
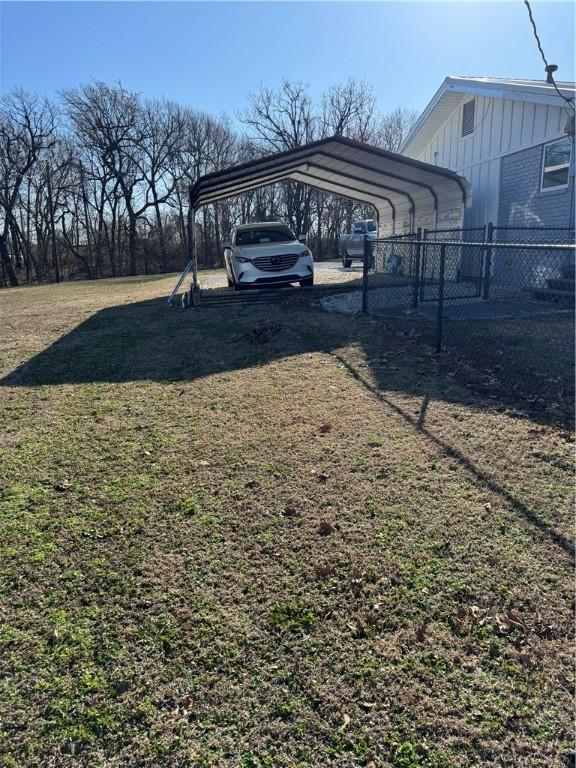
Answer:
[
  {"left": 198, "top": 171, "right": 384, "bottom": 227},
  {"left": 194, "top": 159, "right": 414, "bottom": 222},
  {"left": 193, "top": 153, "right": 419, "bottom": 213},
  {"left": 191, "top": 135, "right": 470, "bottom": 211},
  {"left": 192, "top": 148, "right": 444, "bottom": 219},
  {"left": 314, "top": 151, "right": 438, "bottom": 219},
  {"left": 285, "top": 175, "right": 382, "bottom": 227},
  {"left": 194, "top": 163, "right": 399, "bottom": 225},
  {"left": 196, "top": 168, "right": 393, "bottom": 216}
]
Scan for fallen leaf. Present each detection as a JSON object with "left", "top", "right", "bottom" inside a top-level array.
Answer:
[
  {"left": 364, "top": 611, "right": 378, "bottom": 626},
  {"left": 450, "top": 616, "right": 464, "bottom": 633},
  {"left": 493, "top": 610, "right": 528, "bottom": 635},
  {"left": 246, "top": 323, "right": 281, "bottom": 345},
  {"left": 283, "top": 506, "right": 300, "bottom": 518},
  {"left": 506, "top": 610, "right": 528, "bottom": 631},
  {"left": 518, "top": 652, "right": 536, "bottom": 669},
  {"left": 415, "top": 621, "right": 429, "bottom": 642},
  {"left": 318, "top": 521, "right": 334, "bottom": 536},
  {"left": 319, "top": 423, "right": 332, "bottom": 434},
  {"left": 314, "top": 564, "right": 336, "bottom": 580},
  {"left": 115, "top": 680, "right": 130, "bottom": 695}
]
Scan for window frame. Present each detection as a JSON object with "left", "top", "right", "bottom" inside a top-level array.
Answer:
[{"left": 540, "top": 137, "right": 572, "bottom": 193}]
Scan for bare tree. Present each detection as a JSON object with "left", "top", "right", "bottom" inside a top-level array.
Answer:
[
  {"left": 0, "top": 90, "right": 56, "bottom": 285},
  {"left": 321, "top": 78, "right": 378, "bottom": 141},
  {"left": 174, "top": 109, "right": 238, "bottom": 267},
  {"left": 0, "top": 77, "right": 417, "bottom": 287},
  {"left": 62, "top": 82, "right": 143, "bottom": 274},
  {"left": 239, "top": 81, "right": 318, "bottom": 234},
  {"left": 63, "top": 82, "right": 182, "bottom": 275},
  {"left": 136, "top": 99, "right": 184, "bottom": 270},
  {"left": 240, "top": 80, "right": 317, "bottom": 152},
  {"left": 375, "top": 106, "right": 418, "bottom": 152}
]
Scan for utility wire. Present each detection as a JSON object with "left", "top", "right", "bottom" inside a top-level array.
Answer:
[{"left": 523, "top": 0, "right": 575, "bottom": 109}]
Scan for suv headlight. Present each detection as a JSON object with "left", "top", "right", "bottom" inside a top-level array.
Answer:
[
  {"left": 235, "top": 254, "right": 251, "bottom": 263},
  {"left": 299, "top": 249, "right": 312, "bottom": 259}
]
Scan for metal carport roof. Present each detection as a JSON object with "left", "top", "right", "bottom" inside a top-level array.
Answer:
[
  {"left": 169, "top": 136, "right": 471, "bottom": 304},
  {"left": 190, "top": 135, "right": 471, "bottom": 235}
]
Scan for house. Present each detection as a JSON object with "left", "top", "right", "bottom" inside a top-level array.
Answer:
[{"left": 401, "top": 76, "right": 575, "bottom": 236}]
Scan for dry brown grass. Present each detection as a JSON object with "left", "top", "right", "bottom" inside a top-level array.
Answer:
[{"left": 0, "top": 274, "right": 574, "bottom": 767}]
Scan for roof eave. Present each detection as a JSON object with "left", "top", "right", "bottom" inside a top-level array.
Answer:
[
  {"left": 400, "top": 77, "right": 452, "bottom": 156},
  {"left": 400, "top": 75, "right": 576, "bottom": 157}
]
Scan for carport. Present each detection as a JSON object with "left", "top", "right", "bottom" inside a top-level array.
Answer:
[{"left": 168, "top": 135, "right": 471, "bottom": 305}]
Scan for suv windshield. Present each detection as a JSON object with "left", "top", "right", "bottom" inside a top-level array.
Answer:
[
  {"left": 353, "top": 221, "right": 376, "bottom": 234},
  {"left": 236, "top": 227, "right": 294, "bottom": 246}
]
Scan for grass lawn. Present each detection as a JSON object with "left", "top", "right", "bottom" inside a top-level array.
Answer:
[{"left": 0, "top": 274, "right": 573, "bottom": 767}]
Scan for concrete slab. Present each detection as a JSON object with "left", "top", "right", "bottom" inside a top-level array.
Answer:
[{"left": 416, "top": 298, "right": 572, "bottom": 321}]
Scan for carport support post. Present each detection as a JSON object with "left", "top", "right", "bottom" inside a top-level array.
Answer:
[
  {"left": 186, "top": 197, "right": 201, "bottom": 306},
  {"left": 191, "top": 206, "right": 199, "bottom": 292},
  {"left": 412, "top": 227, "right": 422, "bottom": 308},
  {"left": 483, "top": 222, "right": 494, "bottom": 300},
  {"left": 361, "top": 234, "right": 370, "bottom": 313},
  {"left": 435, "top": 243, "right": 446, "bottom": 353}
]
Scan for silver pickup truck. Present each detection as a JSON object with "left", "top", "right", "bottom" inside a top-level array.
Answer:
[{"left": 338, "top": 219, "right": 378, "bottom": 267}]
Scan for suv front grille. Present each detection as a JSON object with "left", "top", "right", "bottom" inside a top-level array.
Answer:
[{"left": 252, "top": 253, "right": 299, "bottom": 272}]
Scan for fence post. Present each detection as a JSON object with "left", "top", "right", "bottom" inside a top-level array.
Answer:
[
  {"left": 483, "top": 221, "right": 494, "bottom": 300},
  {"left": 412, "top": 226, "right": 422, "bottom": 308},
  {"left": 361, "top": 234, "right": 370, "bottom": 314},
  {"left": 435, "top": 243, "right": 446, "bottom": 353}
]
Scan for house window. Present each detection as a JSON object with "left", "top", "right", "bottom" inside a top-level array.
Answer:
[
  {"left": 541, "top": 138, "right": 572, "bottom": 190},
  {"left": 461, "top": 99, "right": 475, "bottom": 137}
]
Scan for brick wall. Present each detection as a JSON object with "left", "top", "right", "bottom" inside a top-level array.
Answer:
[{"left": 497, "top": 141, "right": 575, "bottom": 235}]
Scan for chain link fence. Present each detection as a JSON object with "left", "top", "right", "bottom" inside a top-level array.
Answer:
[
  {"left": 418, "top": 224, "right": 574, "bottom": 245},
  {"left": 423, "top": 226, "right": 486, "bottom": 242},
  {"left": 357, "top": 235, "right": 575, "bottom": 423},
  {"left": 492, "top": 225, "right": 576, "bottom": 245}
]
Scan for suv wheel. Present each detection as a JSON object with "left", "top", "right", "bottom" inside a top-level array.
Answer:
[
  {"left": 341, "top": 248, "right": 352, "bottom": 268},
  {"left": 299, "top": 277, "right": 314, "bottom": 288}
]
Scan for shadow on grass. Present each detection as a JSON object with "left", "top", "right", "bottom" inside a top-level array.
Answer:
[
  {"left": 334, "top": 354, "right": 574, "bottom": 563},
  {"left": 1, "top": 293, "right": 573, "bottom": 559},
  {"left": 2, "top": 293, "right": 573, "bottom": 425}
]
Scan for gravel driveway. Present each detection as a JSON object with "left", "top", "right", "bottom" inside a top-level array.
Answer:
[{"left": 200, "top": 260, "right": 363, "bottom": 289}]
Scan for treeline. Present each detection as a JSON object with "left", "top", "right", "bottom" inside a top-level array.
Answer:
[{"left": 0, "top": 79, "right": 416, "bottom": 286}]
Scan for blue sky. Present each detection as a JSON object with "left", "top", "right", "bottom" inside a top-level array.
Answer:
[{"left": 1, "top": 1, "right": 574, "bottom": 122}]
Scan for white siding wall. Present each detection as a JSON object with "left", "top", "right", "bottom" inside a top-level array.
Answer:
[{"left": 415, "top": 95, "right": 567, "bottom": 228}]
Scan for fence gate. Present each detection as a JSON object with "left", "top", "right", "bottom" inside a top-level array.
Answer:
[{"left": 419, "top": 229, "right": 486, "bottom": 303}]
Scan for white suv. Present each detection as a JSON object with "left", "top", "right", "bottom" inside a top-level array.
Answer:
[{"left": 223, "top": 222, "right": 314, "bottom": 290}]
